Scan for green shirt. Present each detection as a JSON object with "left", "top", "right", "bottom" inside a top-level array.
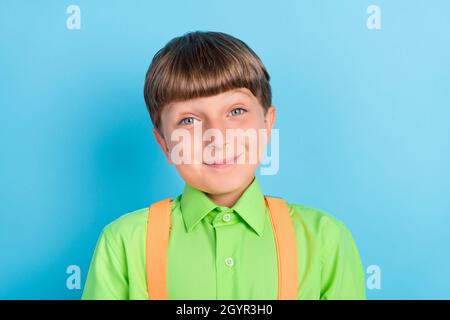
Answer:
[{"left": 82, "top": 176, "right": 366, "bottom": 300}]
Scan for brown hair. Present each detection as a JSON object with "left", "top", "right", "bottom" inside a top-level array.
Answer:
[{"left": 143, "top": 31, "right": 272, "bottom": 134}]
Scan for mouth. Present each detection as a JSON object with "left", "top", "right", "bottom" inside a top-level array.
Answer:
[{"left": 203, "top": 153, "right": 243, "bottom": 169}]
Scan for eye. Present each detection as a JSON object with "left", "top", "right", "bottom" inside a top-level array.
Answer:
[
  {"left": 229, "top": 107, "right": 247, "bottom": 117},
  {"left": 178, "top": 117, "right": 198, "bottom": 126}
]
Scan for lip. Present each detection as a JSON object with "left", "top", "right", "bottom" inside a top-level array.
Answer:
[{"left": 203, "top": 154, "right": 242, "bottom": 169}]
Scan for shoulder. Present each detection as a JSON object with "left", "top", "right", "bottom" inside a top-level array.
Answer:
[
  {"left": 287, "top": 202, "right": 346, "bottom": 229},
  {"left": 101, "top": 207, "right": 149, "bottom": 243},
  {"left": 286, "top": 201, "right": 352, "bottom": 245},
  {"left": 100, "top": 195, "right": 181, "bottom": 242}
]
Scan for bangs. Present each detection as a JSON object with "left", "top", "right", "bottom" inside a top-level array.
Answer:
[{"left": 144, "top": 31, "right": 272, "bottom": 132}]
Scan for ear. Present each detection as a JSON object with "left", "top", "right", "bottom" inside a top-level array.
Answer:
[
  {"left": 263, "top": 105, "right": 276, "bottom": 143},
  {"left": 152, "top": 127, "right": 173, "bottom": 164}
]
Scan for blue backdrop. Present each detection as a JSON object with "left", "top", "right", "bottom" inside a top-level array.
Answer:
[{"left": 1, "top": 0, "right": 449, "bottom": 299}]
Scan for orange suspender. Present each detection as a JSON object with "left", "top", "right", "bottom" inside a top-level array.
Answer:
[
  {"left": 264, "top": 196, "right": 298, "bottom": 299},
  {"left": 146, "top": 196, "right": 298, "bottom": 300},
  {"left": 146, "top": 198, "right": 171, "bottom": 300}
]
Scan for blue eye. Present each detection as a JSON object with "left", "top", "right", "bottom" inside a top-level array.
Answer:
[
  {"left": 178, "top": 117, "right": 198, "bottom": 125},
  {"left": 229, "top": 107, "right": 247, "bottom": 116}
]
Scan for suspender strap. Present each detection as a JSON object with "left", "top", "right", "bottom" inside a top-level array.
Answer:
[
  {"left": 146, "top": 196, "right": 298, "bottom": 300},
  {"left": 146, "top": 198, "right": 172, "bottom": 300},
  {"left": 264, "top": 196, "right": 299, "bottom": 300}
]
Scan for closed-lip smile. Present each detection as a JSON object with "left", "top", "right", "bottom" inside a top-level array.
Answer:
[{"left": 203, "top": 153, "right": 242, "bottom": 169}]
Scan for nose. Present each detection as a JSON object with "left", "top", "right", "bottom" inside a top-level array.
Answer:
[
  {"left": 202, "top": 117, "right": 230, "bottom": 150},
  {"left": 205, "top": 140, "right": 230, "bottom": 154}
]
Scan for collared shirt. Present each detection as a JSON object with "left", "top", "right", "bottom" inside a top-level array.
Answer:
[{"left": 82, "top": 176, "right": 366, "bottom": 299}]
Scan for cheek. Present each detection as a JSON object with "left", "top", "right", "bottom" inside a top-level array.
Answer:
[
  {"left": 236, "top": 119, "right": 269, "bottom": 163},
  {"left": 166, "top": 129, "right": 204, "bottom": 164}
]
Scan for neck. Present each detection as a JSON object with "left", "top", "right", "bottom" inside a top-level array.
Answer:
[{"left": 206, "top": 176, "right": 255, "bottom": 208}]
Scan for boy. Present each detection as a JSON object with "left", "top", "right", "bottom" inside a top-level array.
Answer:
[{"left": 82, "top": 31, "right": 366, "bottom": 300}]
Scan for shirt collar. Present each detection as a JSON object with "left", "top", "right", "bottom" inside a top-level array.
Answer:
[{"left": 180, "top": 176, "right": 267, "bottom": 237}]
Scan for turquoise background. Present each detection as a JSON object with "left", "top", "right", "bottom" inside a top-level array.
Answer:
[{"left": 1, "top": 0, "right": 449, "bottom": 299}]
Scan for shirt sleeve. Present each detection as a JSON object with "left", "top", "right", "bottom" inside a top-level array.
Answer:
[
  {"left": 319, "top": 217, "right": 366, "bottom": 300},
  {"left": 81, "top": 226, "right": 129, "bottom": 300}
]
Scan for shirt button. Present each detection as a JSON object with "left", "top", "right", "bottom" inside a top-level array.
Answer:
[
  {"left": 222, "top": 213, "right": 231, "bottom": 222},
  {"left": 225, "top": 257, "right": 234, "bottom": 267}
]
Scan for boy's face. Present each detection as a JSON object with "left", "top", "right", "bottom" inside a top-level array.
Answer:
[{"left": 153, "top": 88, "right": 275, "bottom": 196}]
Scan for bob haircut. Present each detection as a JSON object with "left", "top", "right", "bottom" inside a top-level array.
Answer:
[{"left": 143, "top": 31, "right": 272, "bottom": 134}]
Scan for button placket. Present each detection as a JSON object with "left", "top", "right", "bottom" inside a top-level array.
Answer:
[{"left": 214, "top": 209, "right": 237, "bottom": 299}]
